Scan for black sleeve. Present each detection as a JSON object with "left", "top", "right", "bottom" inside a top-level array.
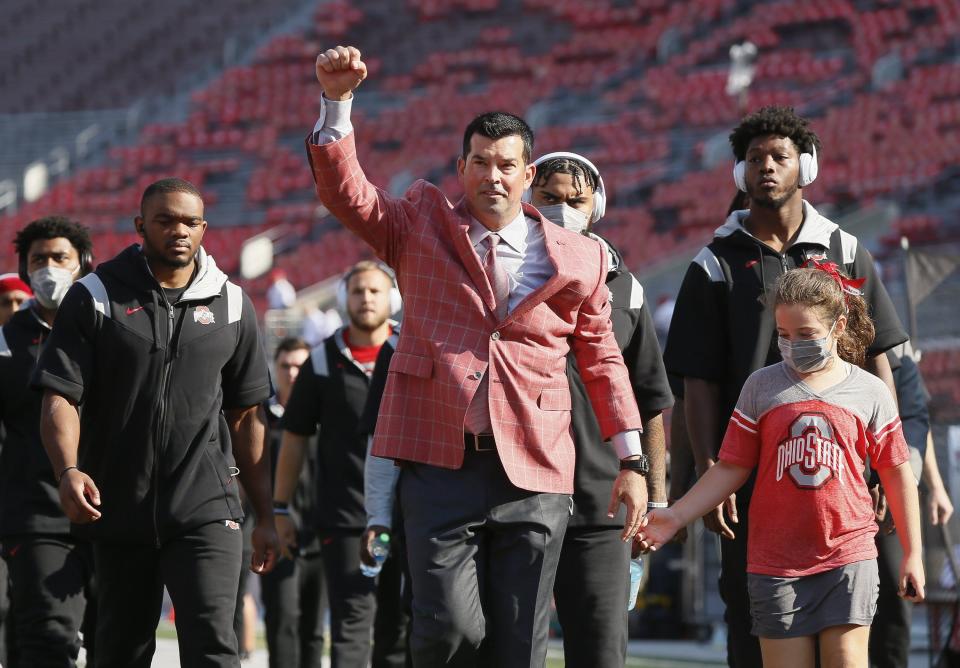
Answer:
[
  {"left": 893, "top": 355, "right": 930, "bottom": 458},
  {"left": 281, "top": 355, "right": 323, "bottom": 436},
  {"left": 30, "top": 282, "right": 97, "bottom": 403},
  {"left": 221, "top": 292, "right": 272, "bottom": 409},
  {"left": 623, "top": 304, "right": 674, "bottom": 413},
  {"left": 850, "top": 244, "right": 908, "bottom": 356},
  {"left": 663, "top": 260, "right": 728, "bottom": 381},
  {"left": 360, "top": 343, "right": 394, "bottom": 436}
]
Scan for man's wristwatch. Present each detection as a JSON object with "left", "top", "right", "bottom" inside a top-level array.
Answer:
[{"left": 619, "top": 453, "right": 649, "bottom": 476}]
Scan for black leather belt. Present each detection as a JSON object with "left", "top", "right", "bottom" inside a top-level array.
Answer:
[{"left": 464, "top": 433, "right": 496, "bottom": 452}]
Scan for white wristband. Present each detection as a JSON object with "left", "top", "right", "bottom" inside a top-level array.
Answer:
[{"left": 646, "top": 501, "right": 668, "bottom": 509}]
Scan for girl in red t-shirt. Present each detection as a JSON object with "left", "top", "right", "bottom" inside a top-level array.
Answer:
[{"left": 638, "top": 265, "right": 924, "bottom": 667}]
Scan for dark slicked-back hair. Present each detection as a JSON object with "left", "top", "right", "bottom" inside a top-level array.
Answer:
[
  {"left": 461, "top": 112, "right": 534, "bottom": 164},
  {"left": 274, "top": 336, "right": 310, "bottom": 360},
  {"left": 729, "top": 106, "right": 822, "bottom": 161},
  {"left": 140, "top": 177, "right": 204, "bottom": 215},
  {"left": 531, "top": 156, "right": 599, "bottom": 195},
  {"left": 14, "top": 216, "right": 93, "bottom": 264}
]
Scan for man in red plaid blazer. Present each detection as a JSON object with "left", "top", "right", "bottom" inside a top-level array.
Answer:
[{"left": 303, "top": 46, "right": 648, "bottom": 668}]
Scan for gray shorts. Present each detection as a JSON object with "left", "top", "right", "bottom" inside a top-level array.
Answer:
[{"left": 747, "top": 559, "right": 879, "bottom": 638}]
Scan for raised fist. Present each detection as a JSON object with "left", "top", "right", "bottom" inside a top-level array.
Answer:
[{"left": 316, "top": 46, "right": 367, "bottom": 101}]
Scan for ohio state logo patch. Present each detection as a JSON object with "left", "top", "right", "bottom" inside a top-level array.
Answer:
[
  {"left": 193, "top": 305, "right": 215, "bottom": 325},
  {"left": 776, "top": 413, "right": 845, "bottom": 489}
]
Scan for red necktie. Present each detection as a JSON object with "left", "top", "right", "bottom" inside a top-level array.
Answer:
[
  {"left": 483, "top": 233, "right": 509, "bottom": 320},
  {"left": 464, "top": 233, "right": 510, "bottom": 435}
]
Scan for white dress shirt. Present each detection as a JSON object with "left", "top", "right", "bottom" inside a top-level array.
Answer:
[
  {"left": 467, "top": 211, "right": 554, "bottom": 314},
  {"left": 311, "top": 96, "right": 642, "bottom": 459}
]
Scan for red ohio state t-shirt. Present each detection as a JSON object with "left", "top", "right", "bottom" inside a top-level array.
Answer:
[{"left": 719, "top": 362, "right": 909, "bottom": 577}]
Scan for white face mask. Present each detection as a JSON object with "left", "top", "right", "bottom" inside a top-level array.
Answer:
[
  {"left": 29, "top": 265, "right": 79, "bottom": 309},
  {"left": 777, "top": 319, "right": 838, "bottom": 373},
  {"left": 537, "top": 203, "right": 591, "bottom": 234}
]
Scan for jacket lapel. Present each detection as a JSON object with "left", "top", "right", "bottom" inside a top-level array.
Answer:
[
  {"left": 450, "top": 199, "right": 498, "bottom": 315},
  {"left": 501, "top": 204, "right": 565, "bottom": 325}
]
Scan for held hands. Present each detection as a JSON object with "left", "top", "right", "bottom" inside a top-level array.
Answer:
[
  {"left": 360, "top": 525, "right": 391, "bottom": 567},
  {"left": 635, "top": 508, "right": 683, "bottom": 552},
  {"left": 608, "top": 469, "right": 648, "bottom": 542},
  {"left": 702, "top": 493, "right": 738, "bottom": 540},
  {"left": 251, "top": 520, "right": 280, "bottom": 574},
  {"left": 316, "top": 46, "right": 367, "bottom": 101},
  {"left": 58, "top": 468, "right": 101, "bottom": 524}
]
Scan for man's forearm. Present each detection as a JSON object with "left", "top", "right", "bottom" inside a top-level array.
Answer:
[
  {"left": 668, "top": 398, "right": 694, "bottom": 500},
  {"left": 641, "top": 411, "right": 666, "bottom": 502},
  {"left": 865, "top": 352, "right": 897, "bottom": 408},
  {"left": 227, "top": 405, "right": 272, "bottom": 520},
  {"left": 365, "top": 437, "right": 400, "bottom": 529},
  {"left": 922, "top": 432, "right": 945, "bottom": 491},
  {"left": 684, "top": 378, "right": 722, "bottom": 476},
  {"left": 40, "top": 390, "right": 81, "bottom": 476},
  {"left": 274, "top": 431, "right": 309, "bottom": 505}
]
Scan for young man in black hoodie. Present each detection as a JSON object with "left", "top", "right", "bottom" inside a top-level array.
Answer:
[
  {"left": 527, "top": 153, "right": 673, "bottom": 667},
  {"left": 33, "top": 178, "right": 278, "bottom": 668},
  {"left": 274, "top": 261, "right": 405, "bottom": 668},
  {"left": 260, "top": 336, "right": 328, "bottom": 668},
  {"left": 664, "top": 107, "right": 907, "bottom": 667},
  {"left": 0, "top": 217, "right": 97, "bottom": 667}
]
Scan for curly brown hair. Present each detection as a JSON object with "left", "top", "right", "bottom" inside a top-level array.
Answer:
[{"left": 772, "top": 268, "right": 875, "bottom": 367}]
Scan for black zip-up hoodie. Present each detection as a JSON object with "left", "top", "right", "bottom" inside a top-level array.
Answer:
[
  {"left": 566, "top": 235, "right": 674, "bottom": 527},
  {"left": 664, "top": 200, "right": 907, "bottom": 424},
  {"left": 0, "top": 305, "right": 67, "bottom": 537},
  {"left": 32, "top": 244, "right": 272, "bottom": 545}
]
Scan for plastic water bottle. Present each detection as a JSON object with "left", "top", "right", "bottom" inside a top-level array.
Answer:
[
  {"left": 360, "top": 532, "right": 391, "bottom": 577},
  {"left": 627, "top": 556, "right": 644, "bottom": 610}
]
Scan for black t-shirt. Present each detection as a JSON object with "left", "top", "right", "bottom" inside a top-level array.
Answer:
[
  {"left": 0, "top": 308, "right": 67, "bottom": 536},
  {"left": 568, "top": 238, "right": 674, "bottom": 527},
  {"left": 282, "top": 329, "right": 375, "bottom": 532}
]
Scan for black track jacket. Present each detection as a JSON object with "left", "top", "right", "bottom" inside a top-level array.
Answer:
[
  {"left": 665, "top": 201, "right": 907, "bottom": 425},
  {"left": 32, "top": 245, "right": 271, "bottom": 545},
  {"left": 568, "top": 235, "right": 673, "bottom": 527},
  {"left": 0, "top": 306, "right": 66, "bottom": 536}
]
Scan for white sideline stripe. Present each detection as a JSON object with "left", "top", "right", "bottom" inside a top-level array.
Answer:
[
  {"left": 310, "top": 344, "right": 329, "bottom": 377},
  {"left": 692, "top": 247, "right": 724, "bottom": 283},
  {"left": 79, "top": 274, "right": 112, "bottom": 319},
  {"left": 226, "top": 282, "right": 243, "bottom": 324}
]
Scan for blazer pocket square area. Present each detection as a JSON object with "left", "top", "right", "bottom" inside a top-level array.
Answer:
[{"left": 389, "top": 352, "right": 434, "bottom": 379}]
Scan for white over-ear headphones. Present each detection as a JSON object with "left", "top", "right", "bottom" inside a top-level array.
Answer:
[
  {"left": 733, "top": 143, "right": 818, "bottom": 192},
  {"left": 337, "top": 261, "right": 402, "bottom": 315},
  {"left": 523, "top": 151, "right": 606, "bottom": 223}
]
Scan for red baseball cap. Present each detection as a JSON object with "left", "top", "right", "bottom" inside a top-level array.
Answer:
[{"left": 0, "top": 273, "right": 32, "bottom": 296}]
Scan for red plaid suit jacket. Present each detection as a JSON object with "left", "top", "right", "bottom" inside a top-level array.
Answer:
[{"left": 307, "top": 134, "right": 642, "bottom": 493}]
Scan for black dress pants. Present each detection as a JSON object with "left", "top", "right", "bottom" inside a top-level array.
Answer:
[
  {"left": 718, "top": 476, "right": 762, "bottom": 667},
  {"left": 260, "top": 540, "right": 327, "bottom": 668},
  {"left": 372, "top": 548, "right": 409, "bottom": 668},
  {"left": 870, "top": 530, "right": 910, "bottom": 668},
  {"left": 399, "top": 449, "right": 571, "bottom": 668},
  {"left": 554, "top": 526, "right": 630, "bottom": 668},
  {"left": 92, "top": 520, "right": 243, "bottom": 668},
  {"left": 322, "top": 530, "right": 413, "bottom": 668},
  {"left": 2, "top": 534, "right": 95, "bottom": 668}
]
